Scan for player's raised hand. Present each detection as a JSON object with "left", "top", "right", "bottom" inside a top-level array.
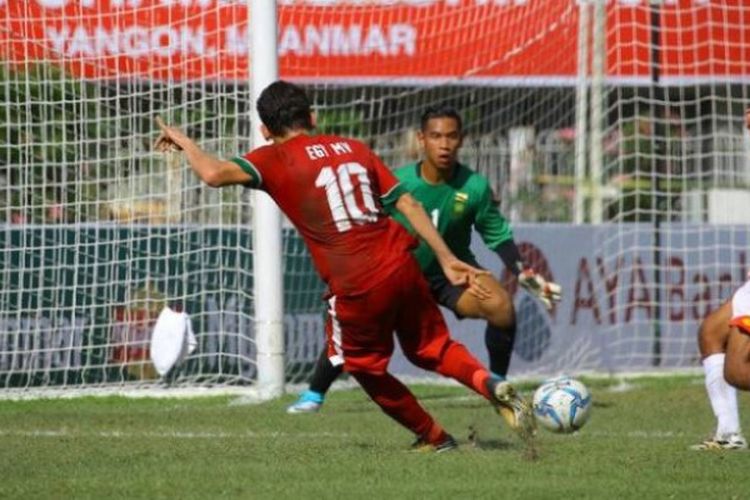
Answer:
[
  {"left": 745, "top": 107, "right": 750, "bottom": 131},
  {"left": 467, "top": 272, "right": 495, "bottom": 301},
  {"left": 154, "top": 116, "right": 192, "bottom": 152},
  {"left": 443, "top": 259, "right": 492, "bottom": 300},
  {"left": 518, "top": 268, "right": 562, "bottom": 310}
]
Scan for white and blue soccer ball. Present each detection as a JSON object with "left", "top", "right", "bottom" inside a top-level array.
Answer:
[{"left": 532, "top": 376, "right": 592, "bottom": 433}]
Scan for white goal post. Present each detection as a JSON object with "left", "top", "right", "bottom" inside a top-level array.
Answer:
[
  {"left": 250, "top": 0, "right": 284, "bottom": 399},
  {"left": 1, "top": 0, "right": 750, "bottom": 397}
]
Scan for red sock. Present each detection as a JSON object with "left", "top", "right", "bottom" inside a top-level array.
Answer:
[
  {"left": 351, "top": 371, "right": 447, "bottom": 442},
  {"left": 424, "top": 421, "right": 449, "bottom": 445},
  {"left": 435, "top": 341, "right": 492, "bottom": 400}
]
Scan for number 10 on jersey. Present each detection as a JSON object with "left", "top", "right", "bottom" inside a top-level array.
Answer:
[{"left": 315, "top": 162, "right": 378, "bottom": 232}]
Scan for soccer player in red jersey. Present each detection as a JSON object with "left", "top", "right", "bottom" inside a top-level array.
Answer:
[
  {"left": 155, "top": 80, "right": 534, "bottom": 451},
  {"left": 288, "top": 105, "right": 561, "bottom": 415}
]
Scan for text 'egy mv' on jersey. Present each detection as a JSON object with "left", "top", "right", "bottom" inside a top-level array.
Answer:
[
  {"left": 390, "top": 162, "right": 514, "bottom": 279},
  {"left": 232, "top": 134, "right": 417, "bottom": 297}
]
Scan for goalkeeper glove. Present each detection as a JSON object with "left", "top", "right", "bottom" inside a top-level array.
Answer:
[{"left": 518, "top": 269, "right": 562, "bottom": 310}]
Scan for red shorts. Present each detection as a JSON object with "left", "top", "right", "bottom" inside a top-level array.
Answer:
[{"left": 325, "top": 256, "right": 452, "bottom": 375}]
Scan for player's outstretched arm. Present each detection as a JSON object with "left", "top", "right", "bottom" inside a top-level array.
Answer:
[
  {"left": 745, "top": 107, "right": 750, "bottom": 131},
  {"left": 154, "top": 117, "right": 251, "bottom": 187},
  {"left": 395, "top": 192, "right": 490, "bottom": 298}
]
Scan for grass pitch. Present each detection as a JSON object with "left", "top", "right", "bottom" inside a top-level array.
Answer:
[{"left": 0, "top": 376, "right": 748, "bottom": 499}]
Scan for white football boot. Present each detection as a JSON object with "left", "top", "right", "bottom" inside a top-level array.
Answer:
[{"left": 690, "top": 433, "right": 748, "bottom": 451}]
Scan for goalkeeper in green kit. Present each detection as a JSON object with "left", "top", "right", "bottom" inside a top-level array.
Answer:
[{"left": 288, "top": 105, "right": 562, "bottom": 413}]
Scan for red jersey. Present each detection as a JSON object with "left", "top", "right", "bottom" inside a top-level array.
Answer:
[{"left": 231, "top": 134, "right": 417, "bottom": 297}]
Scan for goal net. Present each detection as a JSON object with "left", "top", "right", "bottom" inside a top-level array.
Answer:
[
  {"left": 592, "top": 0, "right": 750, "bottom": 371},
  {"left": 7, "top": 0, "right": 742, "bottom": 395},
  {"left": 0, "top": 0, "right": 274, "bottom": 393},
  {"left": 0, "top": 0, "right": 580, "bottom": 395}
]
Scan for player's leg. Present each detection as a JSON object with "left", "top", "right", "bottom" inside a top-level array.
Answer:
[
  {"left": 725, "top": 280, "right": 750, "bottom": 396},
  {"left": 725, "top": 326, "right": 750, "bottom": 390},
  {"left": 714, "top": 326, "right": 750, "bottom": 449},
  {"left": 398, "top": 261, "right": 534, "bottom": 439},
  {"left": 691, "top": 300, "right": 745, "bottom": 450},
  {"left": 431, "top": 272, "right": 516, "bottom": 378},
  {"left": 330, "top": 284, "right": 456, "bottom": 451},
  {"left": 287, "top": 347, "right": 344, "bottom": 414},
  {"left": 349, "top": 370, "right": 457, "bottom": 452}
]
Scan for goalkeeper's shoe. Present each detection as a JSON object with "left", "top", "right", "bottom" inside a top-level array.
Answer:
[
  {"left": 286, "top": 390, "right": 324, "bottom": 414},
  {"left": 690, "top": 433, "right": 748, "bottom": 451},
  {"left": 487, "top": 377, "right": 536, "bottom": 440},
  {"left": 410, "top": 434, "right": 458, "bottom": 453}
]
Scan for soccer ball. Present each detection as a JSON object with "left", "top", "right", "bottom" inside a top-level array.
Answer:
[{"left": 532, "top": 376, "right": 592, "bottom": 433}]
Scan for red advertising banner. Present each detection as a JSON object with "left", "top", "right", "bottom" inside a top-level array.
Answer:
[{"left": 0, "top": 0, "right": 748, "bottom": 84}]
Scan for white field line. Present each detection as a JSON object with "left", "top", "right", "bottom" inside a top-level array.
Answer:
[
  {"left": 0, "top": 428, "right": 687, "bottom": 441},
  {"left": 569, "top": 430, "right": 688, "bottom": 439},
  {"left": 0, "top": 429, "right": 351, "bottom": 440},
  {"left": 0, "top": 370, "right": 704, "bottom": 401}
]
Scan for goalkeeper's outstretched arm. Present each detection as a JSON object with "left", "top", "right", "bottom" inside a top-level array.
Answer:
[
  {"left": 493, "top": 238, "right": 562, "bottom": 310},
  {"left": 474, "top": 178, "right": 562, "bottom": 309}
]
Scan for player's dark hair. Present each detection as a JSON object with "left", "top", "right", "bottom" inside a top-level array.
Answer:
[
  {"left": 420, "top": 105, "right": 463, "bottom": 132},
  {"left": 256, "top": 80, "right": 314, "bottom": 136}
]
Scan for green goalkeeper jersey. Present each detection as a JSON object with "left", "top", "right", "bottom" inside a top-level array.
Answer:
[{"left": 390, "top": 162, "right": 514, "bottom": 279}]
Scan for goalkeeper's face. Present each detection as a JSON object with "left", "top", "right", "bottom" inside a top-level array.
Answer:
[{"left": 419, "top": 117, "right": 463, "bottom": 171}]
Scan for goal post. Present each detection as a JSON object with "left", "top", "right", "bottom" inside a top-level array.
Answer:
[{"left": 250, "top": 0, "right": 284, "bottom": 399}]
